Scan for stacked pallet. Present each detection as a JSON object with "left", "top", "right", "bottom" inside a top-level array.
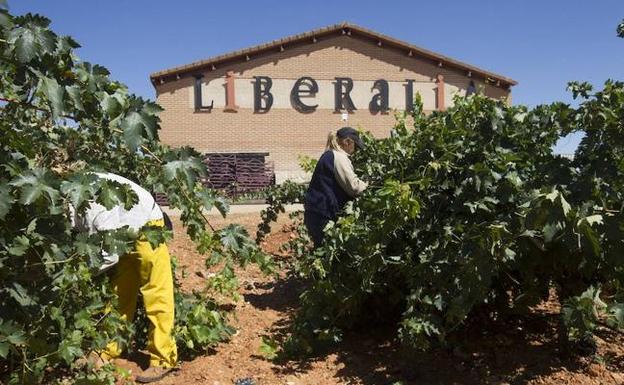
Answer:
[
  {"left": 154, "top": 152, "right": 275, "bottom": 205},
  {"left": 204, "top": 152, "right": 275, "bottom": 195}
]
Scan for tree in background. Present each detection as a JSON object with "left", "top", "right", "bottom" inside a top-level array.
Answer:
[{"left": 0, "top": 4, "right": 272, "bottom": 383}]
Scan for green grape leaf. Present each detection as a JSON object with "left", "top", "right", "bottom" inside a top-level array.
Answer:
[
  {"left": 60, "top": 173, "right": 98, "bottom": 209},
  {"left": 8, "top": 282, "right": 35, "bottom": 306},
  {"left": 196, "top": 189, "right": 215, "bottom": 211},
  {"left": 10, "top": 25, "right": 37, "bottom": 62},
  {"left": 10, "top": 168, "right": 59, "bottom": 205},
  {"left": 119, "top": 111, "right": 145, "bottom": 151},
  {"left": 163, "top": 157, "right": 205, "bottom": 188},
  {"left": 259, "top": 336, "right": 279, "bottom": 360},
  {"left": 0, "top": 10, "right": 10, "bottom": 29},
  {"left": 96, "top": 179, "right": 138, "bottom": 210},
  {"left": 7, "top": 235, "right": 29, "bottom": 256},
  {"left": 99, "top": 92, "right": 122, "bottom": 119},
  {"left": 57, "top": 331, "right": 83, "bottom": 364},
  {"left": 6, "top": 330, "right": 26, "bottom": 346},
  {"left": 214, "top": 196, "right": 229, "bottom": 218},
  {"left": 0, "top": 184, "right": 14, "bottom": 220},
  {"left": 141, "top": 225, "right": 171, "bottom": 250},
  {"left": 40, "top": 76, "right": 65, "bottom": 118},
  {"left": 219, "top": 224, "right": 248, "bottom": 251},
  {"left": 65, "top": 85, "right": 84, "bottom": 111}
]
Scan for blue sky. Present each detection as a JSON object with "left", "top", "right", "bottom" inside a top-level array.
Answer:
[{"left": 10, "top": 1, "right": 624, "bottom": 153}]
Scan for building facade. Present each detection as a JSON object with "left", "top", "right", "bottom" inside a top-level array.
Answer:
[{"left": 151, "top": 23, "right": 516, "bottom": 183}]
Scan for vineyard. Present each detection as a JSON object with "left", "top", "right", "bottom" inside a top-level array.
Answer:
[
  {"left": 259, "top": 84, "right": 624, "bottom": 357},
  {"left": 1, "top": 2, "right": 624, "bottom": 385}
]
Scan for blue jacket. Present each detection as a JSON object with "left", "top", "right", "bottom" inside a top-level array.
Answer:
[{"left": 304, "top": 150, "right": 367, "bottom": 220}]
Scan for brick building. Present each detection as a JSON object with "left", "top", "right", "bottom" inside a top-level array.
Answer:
[{"left": 151, "top": 23, "right": 516, "bottom": 184}]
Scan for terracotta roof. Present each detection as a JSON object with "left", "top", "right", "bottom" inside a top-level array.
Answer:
[{"left": 150, "top": 22, "right": 517, "bottom": 88}]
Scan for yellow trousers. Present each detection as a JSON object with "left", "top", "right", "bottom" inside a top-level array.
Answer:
[{"left": 103, "top": 220, "right": 178, "bottom": 368}]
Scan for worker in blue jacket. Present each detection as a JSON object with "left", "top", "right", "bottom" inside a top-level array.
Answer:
[{"left": 304, "top": 126, "right": 368, "bottom": 246}]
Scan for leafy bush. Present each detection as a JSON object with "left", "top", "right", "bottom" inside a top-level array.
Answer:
[
  {"left": 0, "top": 7, "right": 270, "bottom": 383},
  {"left": 260, "top": 85, "right": 624, "bottom": 354},
  {"left": 256, "top": 181, "right": 306, "bottom": 243}
]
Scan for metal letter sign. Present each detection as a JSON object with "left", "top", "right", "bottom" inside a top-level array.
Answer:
[
  {"left": 253, "top": 76, "right": 274, "bottom": 113},
  {"left": 195, "top": 75, "right": 445, "bottom": 113},
  {"left": 290, "top": 76, "right": 319, "bottom": 113},
  {"left": 369, "top": 79, "right": 389, "bottom": 113},
  {"left": 334, "top": 77, "right": 357, "bottom": 112}
]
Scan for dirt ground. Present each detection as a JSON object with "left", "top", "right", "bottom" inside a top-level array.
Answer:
[{"left": 117, "top": 211, "right": 624, "bottom": 385}]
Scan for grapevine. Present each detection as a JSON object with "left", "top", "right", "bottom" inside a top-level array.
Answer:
[{"left": 0, "top": 7, "right": 271, "bottom": 383}]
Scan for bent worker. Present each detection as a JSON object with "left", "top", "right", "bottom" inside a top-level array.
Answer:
[
  {"left": 72, "top": 172, "right": 177, "bottom": 383},
  {"left": 304, "top": 126, "right": 368, "bottom": 246}
]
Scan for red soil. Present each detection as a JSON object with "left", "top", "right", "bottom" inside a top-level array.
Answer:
[{"left": 115, "top": 212, "right": 624, "bottom": 385}]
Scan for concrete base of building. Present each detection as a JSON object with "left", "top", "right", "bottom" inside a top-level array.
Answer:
[{"left": 275, "top": 171, "right": 311, "bottom": 184}]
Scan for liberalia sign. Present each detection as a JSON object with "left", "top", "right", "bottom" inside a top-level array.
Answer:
[{"left": 193, "top": 75, "right": 447, "bottom": 114}]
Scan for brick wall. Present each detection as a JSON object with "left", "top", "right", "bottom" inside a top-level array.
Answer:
[{"left": 154, "top": 35, "right": 511, "bottom": 182}]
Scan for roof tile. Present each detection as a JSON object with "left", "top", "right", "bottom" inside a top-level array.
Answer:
[{"left": 150, "top": 22, "right": 517, "bottom": 87}]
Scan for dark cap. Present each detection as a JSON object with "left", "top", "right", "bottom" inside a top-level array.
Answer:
[{"left": 336, "top": 126, "right": 365, "bottom": 150}]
